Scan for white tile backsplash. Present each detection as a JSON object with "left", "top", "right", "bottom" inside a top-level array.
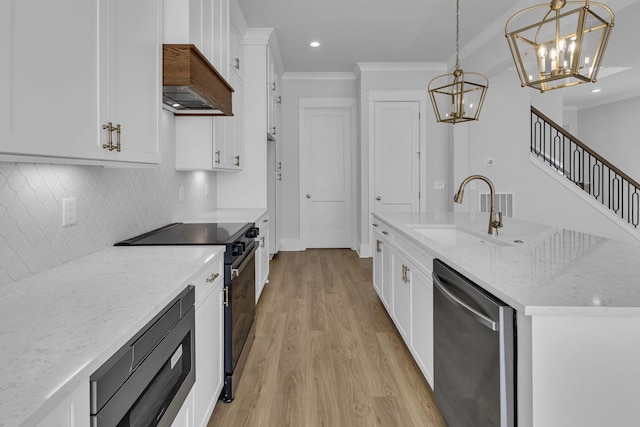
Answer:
[{"left": 0, "top": 111, "right": 217, "bottom": 286}]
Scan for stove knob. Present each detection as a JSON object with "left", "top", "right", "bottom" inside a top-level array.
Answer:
[
  {"left": 246, "top": 227, "right": 259, "bottom": 238},
  {"left": 232, "top": 242, "right": 244, "bottom": 256}
]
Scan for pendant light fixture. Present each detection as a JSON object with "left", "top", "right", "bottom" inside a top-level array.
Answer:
[
  {"left": 428, "top": 0, "right": 488, "bottom": 124},
  {"left": 505, "top": 0, "right": 614, "bottom": 92}
]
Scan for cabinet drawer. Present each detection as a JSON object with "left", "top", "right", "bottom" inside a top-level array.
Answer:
[
  {"left": 193, "top": 254, "right": 224, "bottom": 307},
  {"left": 371, "top": 221, "right": 393, "bottom": 242}
]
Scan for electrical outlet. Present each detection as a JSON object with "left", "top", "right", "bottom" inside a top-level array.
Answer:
[
  {"left": 179, "top": 186, "right": 185, "bottom": 202},
  {"left": 62, "top": 198, "right": 77, "bottom": 227},
  {"left": 434, "top": 180, "right": 445, "bottom": 189},
  {"left": 485, "top": 157, "right": 495, "bottom": 166}
]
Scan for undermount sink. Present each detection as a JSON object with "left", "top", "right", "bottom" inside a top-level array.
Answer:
[{"left": 410, "top": 226, "right": 513, "bottom": 247}]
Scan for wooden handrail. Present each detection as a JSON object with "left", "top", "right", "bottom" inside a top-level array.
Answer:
[{"left": 531, "top": 106, "right": 640, "bottom": 190}]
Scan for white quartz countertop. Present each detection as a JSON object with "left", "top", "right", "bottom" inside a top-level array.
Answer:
[
  {"left": 0, "top": 245, "right": 225, "bottom": 427},
  {"left": 184, "top": 208, "right": 267, "bottom": 224},
  {"left": 373, "top": 211, "right": 640, "bottom": 317}
]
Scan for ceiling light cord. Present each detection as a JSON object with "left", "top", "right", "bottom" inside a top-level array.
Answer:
[{"left": 455, "top": 0, "right": 460, "bottom": 71}]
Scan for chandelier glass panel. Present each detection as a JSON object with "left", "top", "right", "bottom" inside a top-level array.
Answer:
[
  {"left": 505, "top": 0, "right": 614, "bottom": 92},
  {"left": 428, "top": 0, "right": 488, "bottom": 124}
]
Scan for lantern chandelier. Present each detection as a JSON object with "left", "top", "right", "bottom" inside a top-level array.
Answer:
[
  {"left": 428, "top": 0, "right": 488, "bottom": 124},
  {"left": 505, "top": 0, "right": 615, "bottom": 92}
]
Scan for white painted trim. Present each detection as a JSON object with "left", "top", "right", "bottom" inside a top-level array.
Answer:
[
  {"left": 355, "top": 62, "right": 446, "bottom": 72},
  {"left": 367, "top": 89, "right": 428, "bottom": 102},
  {"left": 298, "top": 97, "right": 357, "bottom": 108},
  {"left": 298, "top": 97, "right": 358, "bottom": 250},
  {"left": 243, "top": 27, "right": 273, "bottom": 45},
  {"left": 282, "top": 72, "right": 356, "bottom": 81},
  {"left": 529, "top": 154, "right": 640, "bottom": 243},
  {"left": 279, "top": 238, "right": 305, "bottom": 251}
]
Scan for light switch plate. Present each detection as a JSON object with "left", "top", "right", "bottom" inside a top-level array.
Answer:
[
  {"left": 62, "top": 197, "right": 77, "bottom": 227},
  {"left": 434, "top": 180, "right": 445, "bottom": 189}
]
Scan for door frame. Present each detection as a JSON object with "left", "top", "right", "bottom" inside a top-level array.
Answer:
[
  {"left": 367, "top": 90, "right": 428, "bottom": 255},
  {"left": 299, "top": 97, "right": 358, "bottom": 250}
]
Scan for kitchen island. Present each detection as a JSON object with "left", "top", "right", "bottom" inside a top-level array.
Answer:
[{"left": 372, "top": 211, "right": 640, "bottom": 427}]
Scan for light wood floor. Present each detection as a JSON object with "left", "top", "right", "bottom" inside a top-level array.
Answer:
[{"left": 208, "top": 249, "right": 446, "bottom": 427}]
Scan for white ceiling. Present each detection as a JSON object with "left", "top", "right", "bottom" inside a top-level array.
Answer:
[{"left": 237, "top": 0, "right": 640, "bottom": 109}]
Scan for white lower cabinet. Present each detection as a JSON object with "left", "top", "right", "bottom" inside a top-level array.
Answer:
[
  {"left": 408, "top": 266, "right": 434, "bottom": 387},
  {"left": 256, "top": 212, "right": 270, "bottom": 303},
  {"left": 170, "top": 389, "right": 194, "bottom": 427},
  {"left": 35, "top": 382, "right": 89, "bottom": 427},
  {"left": 193, "top": 256, "right": 225, "bottom": 427},
  {"left": 391, "top": 248, "right": 412, "bottom": 342},
  {"left": 372, "top": 218, "right": 434, "bottom": 389}
]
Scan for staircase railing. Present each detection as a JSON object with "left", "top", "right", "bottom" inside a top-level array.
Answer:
[{"left": 531, "top": 106, "right": 640, "bottom": 228}]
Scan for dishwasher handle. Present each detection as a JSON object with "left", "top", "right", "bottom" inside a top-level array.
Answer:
[{"left": 433, "top": 273, "right": 499, "bottom": 332}]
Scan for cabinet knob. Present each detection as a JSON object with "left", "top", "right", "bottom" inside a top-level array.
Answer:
[
  {"left": 376, "top": 196, "right": 382, "bottom": 201},
  {"left": 306, "top": 194, "right": 311, "bottom": 199}
]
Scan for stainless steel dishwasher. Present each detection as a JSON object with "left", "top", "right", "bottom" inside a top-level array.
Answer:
[{"left": 432, "top": 259, "right": 516, "bottom": 427}]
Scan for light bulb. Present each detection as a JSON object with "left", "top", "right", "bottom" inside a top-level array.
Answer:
[
  {"left": 538, "top": 45, "right": 547, "bottom": 59},
  {"left": 558, "top": 37, "right": 566, "bottom": 52}
]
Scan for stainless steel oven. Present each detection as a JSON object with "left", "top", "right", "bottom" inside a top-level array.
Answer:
[{"left": 90, "top": 286, "right": 195, "bottom": 427}]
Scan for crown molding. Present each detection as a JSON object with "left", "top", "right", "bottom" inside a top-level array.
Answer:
[{"left": 282, "top": 72, "right": 357, "bottom": 81}]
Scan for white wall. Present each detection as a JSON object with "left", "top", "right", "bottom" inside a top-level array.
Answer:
[
  {"left": 578, "top": 95, "right": 640, "bottom": 183},
  {"left": 279, "top": 74, "right": 357, "bottom": 249},
  {"left": 0, "top": 111, "right": 218, "bottom": 287}
]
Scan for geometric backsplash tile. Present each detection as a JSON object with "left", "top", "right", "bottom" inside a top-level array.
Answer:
[{"left": 0, "top": 111, "right": 218, "bottom": 286}]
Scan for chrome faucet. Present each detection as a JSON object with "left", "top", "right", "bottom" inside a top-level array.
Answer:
[{"left": 454, "top": 175, "right": 503, "bottom": 235}]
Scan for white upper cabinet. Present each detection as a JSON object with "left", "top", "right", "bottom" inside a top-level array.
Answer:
[
  {"left": 0, "top": 0, "right": 161, "bottom": 165},
  {"left": 229, "top": 22, "right": 244, "bottom": 81},
  {"left": 170, "top": 0, "right": 246, "bottom": 171},
  {"left": 101, "top": 0, "right": 161, "bottom": 164}
]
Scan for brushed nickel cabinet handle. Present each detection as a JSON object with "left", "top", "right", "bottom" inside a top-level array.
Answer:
[
  {"left": 206, "top": 273, "right": 220, "bottom": 283},
  {"left": 234, "top": 156, "right": 240, "bottom": 167},
  {"left": 376, "top": 240, "right": 382, "bottom": 253},
  {"left": 215, "top": 150, "right": 221, "bottom": 165}
]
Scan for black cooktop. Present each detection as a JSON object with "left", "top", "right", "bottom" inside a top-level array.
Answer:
[{"left": 115, "top": 222, "right": 254, "bottom": 246}]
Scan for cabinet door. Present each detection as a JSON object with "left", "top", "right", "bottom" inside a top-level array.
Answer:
[
  {"left": 410, "top": 266, "right": 434, "bottom": 387},
  {"left": 35, "top": 382, "right": 90, "bottom": 427},
  {"left": 373, "top": 235, "right": 384, "bottom": 299},
  {"left": 224, "top": 72, "right": 243, "bottom": 169},
  {"left": 170, "top": 389, "right": 194, "bottom": 427},
  {"left": 391, "top": 249, "right": 411, "bottom": 342},
  {"left": 257, "top": 228, "right": 270, "bottom": 302},
  {"left": 229, "top": 22, "right": 243, "bottom": 81},
  {"left": 193, "top": 287, "right": 224, "bottom": 427},
  {"left": 0, "top": 0, "right": 101, "bottom": 161},
  {"left": 100, "top": 0, "right": 160, "bottom": 164}
]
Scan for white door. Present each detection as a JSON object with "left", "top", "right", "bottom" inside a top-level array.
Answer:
[
  {"left": 374, "top": 101, "right": 421, "bottom": 213},
  {"left": 300, "top": 105, "right": 354, "bottom": 248}
]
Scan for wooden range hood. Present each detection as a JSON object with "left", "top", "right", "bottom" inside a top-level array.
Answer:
[{"left": 162, "top": 44, "right": 234, "bottom": 116}]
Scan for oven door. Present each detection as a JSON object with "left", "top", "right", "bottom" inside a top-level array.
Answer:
[{"left": 221, "top": 241, "right": 256, "bottom": 402}]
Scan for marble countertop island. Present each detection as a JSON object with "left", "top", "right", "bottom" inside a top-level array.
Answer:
[
  {"left": 0, "top": 245, "right": 224, "bottom": 427},
  {"left": 373, "top": 211, "right": 640, "bottom": 316}
]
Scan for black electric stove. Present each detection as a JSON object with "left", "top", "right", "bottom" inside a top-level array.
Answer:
[{"left": 115, "top": 222, "right": 259, "bottom": 403}]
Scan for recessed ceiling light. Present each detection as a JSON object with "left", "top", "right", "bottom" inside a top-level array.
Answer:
[
  {"left": 592, "top": 88, "right": 602, "bottom": 93},
  {"left": 310, "top": 41, "right": 320, "bottom": 48}
]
